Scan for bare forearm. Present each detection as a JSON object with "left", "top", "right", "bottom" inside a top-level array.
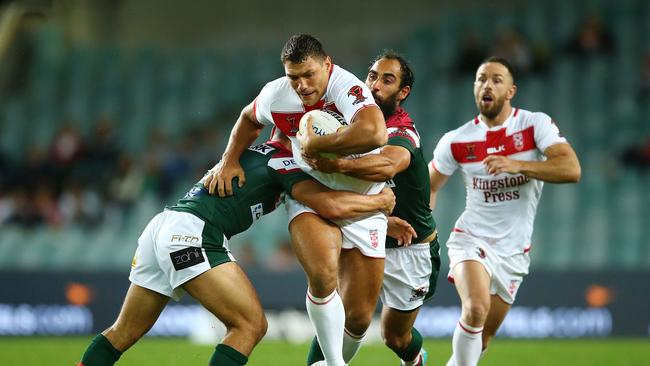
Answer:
[
  {"left": 311, "top": 106, "right": 387, "bottom": 155},
  {"left": 337, "top": 155, "right": 396, "bottom": 182},
  {"left": 517, "top": 156, "right": 581, "bottom": 183},
  {"left": 324, "top": 191, "right": 386, "bottom": 219}
]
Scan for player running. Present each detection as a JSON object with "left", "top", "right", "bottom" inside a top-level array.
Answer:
[
  {"left": 429, "top": 57, "right": 581, "bottom": 366},
  {"left": 76, "top": 134, "right": 395, "bottom": 366},
  {"left": 206, "top": 34, "right": 388, "bottom": 366}
]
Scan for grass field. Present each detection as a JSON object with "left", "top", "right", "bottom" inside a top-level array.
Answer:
[{"left": 1, "top": 337, "right": 648, "bottom": 365}]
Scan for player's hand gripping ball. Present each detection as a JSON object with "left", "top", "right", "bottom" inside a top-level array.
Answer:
[{"left": 298, "top": 109, "right": 348, "bottom": 159}]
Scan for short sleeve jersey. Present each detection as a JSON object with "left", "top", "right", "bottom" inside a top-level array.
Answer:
[
  {"left": 431, "top": 108, "right": 567, "bottom": 256},
  {"left": 385, "top": 108, "right": 436, "bottom": 248},
  {"left": 169, "top": 141, "right": 311, "bottom": 247},
  {"left": 254, "top": 64, "right": 384, "bottom": 195}
]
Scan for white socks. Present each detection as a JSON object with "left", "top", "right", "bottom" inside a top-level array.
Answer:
[
  {"left": 306, "top": 290, "right": 346, "bottom": 366},
  {"left": 342, "top": 328, "right": 365, "bottom": 363},
  {"left": 448, "top": 321, "right": 483, "bottom": 366},
  {"left": 446, "top": 348, "right": 487, "bottom": 366}
]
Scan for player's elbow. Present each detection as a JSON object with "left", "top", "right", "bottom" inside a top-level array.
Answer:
[
  {"left": 363, "top": 123, "right": 387, "bottom": 148},
  {"left": 378, "top": 169, "right": 397, "bottom": 181},
  {"left": 567, "top": 164, "right": 581, "bottom": 183},
  {"left": 374, "top": 128, "right": 388, "bottom": 147}
]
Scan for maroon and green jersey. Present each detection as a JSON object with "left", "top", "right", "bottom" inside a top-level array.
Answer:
[
  {"left": 385, "top": 108, "right": 437, "bottom": 248},
  {"left": 168, "top": 141, "right": 311, "bottom": 247}
]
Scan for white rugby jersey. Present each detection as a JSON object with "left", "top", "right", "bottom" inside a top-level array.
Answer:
[
  {"left": 254, "top": 64, "right": 384, "bottom": 194},
  {"left": 431, "top": 108, "right": 567, "bottom": 256}
]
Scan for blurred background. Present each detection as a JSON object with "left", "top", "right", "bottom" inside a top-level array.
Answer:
[{"left": 0, "top": 0, "right": 648, "bottom": 340}]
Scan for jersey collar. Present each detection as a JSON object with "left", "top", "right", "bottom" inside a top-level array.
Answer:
[{"left": 475, "top": 107, "right": 518, "bottom": 130}]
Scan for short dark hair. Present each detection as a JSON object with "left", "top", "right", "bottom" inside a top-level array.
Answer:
[
  {"left": 371, "top": 50, "right": 415, "bottom": 102},
  {"left": 480, "top": 56, "right": 516, "bottom": 82},
  {"left": 280, "top": 34, "right": 327, "bottom": 63}
]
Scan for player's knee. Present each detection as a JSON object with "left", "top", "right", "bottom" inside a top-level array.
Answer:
[
  {"left": 306, "top": 264, "right": 338, "bottom": 296},
  {"left": 103, "top": 326, "right": 143, "bottom": 351},
  {"left": 251, "top": 314, "right": 268, "bottom": 343},
  {"left": 382, "top": 330, "right": 409, "bottom": 352},
  {"left": 231, "top": 313, "right": 267, "bottom": 345},
  {"left": 345, "top": 309, "right": 373, "bottom": 335},
  {"left": 462, "top": 300, "right": 490, "bottom": 326}
]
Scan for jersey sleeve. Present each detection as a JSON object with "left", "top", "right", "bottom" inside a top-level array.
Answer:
[
  {"left": 267, "top": 154, "right": 312, "bottom": 194},
  {"left": 331, "top": 69, "right": 377, "bottom": 124},
  {"left": 431, "top": 132, "right": 459, "bottom": 176},
  {"left": 387, "top": 127, "right": 419, "bottom": 155},
  {"left": 254, "top": 82, "right": 277, "bottom": 126},
  {"left": 532, "top": 113, "right": 568, "bottom": 153}
]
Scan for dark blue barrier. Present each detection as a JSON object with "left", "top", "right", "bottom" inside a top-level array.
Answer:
[{"left": 0, "top": 270, "right": 647, "bottom": 337}]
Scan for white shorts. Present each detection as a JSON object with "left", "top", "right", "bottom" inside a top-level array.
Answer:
[
  {"left": 447, "top": 231, "right": 530, "bottom": 304},
  {"left": 381, "top": 241, "right": 440, "bottom": 311},
  {"left": 285, "top": 196, "right": 387, "bottom": 258},
  {"left": 129, "top": 210, "right": 234, "bottom": 301}
]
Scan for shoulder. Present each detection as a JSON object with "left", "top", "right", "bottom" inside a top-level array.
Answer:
[
  {"left": 261, "top": 76, "right": 291, "bottom": 97},
  {"left": 328, "top": 65, "right": 368, "bottom": 94},
  {"left": 515, "top": 108, "right": 553, "bottom": 127},
  {"left": 445, "top": 119, "right": 479, "bottom": 142}
]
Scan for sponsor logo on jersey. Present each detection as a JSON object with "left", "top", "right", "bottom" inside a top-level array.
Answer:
[
  {"left": 513, "top": 132, "right": 524, "bottom": 151},
  {"left": 171, "top": 235, "right": 200, "bottom": 243},
  {"left": 472, "top": 175, "right": 530, "bottom": 192},
  {"left": 466, "top": 144, "right": 477, "bottom": 160},
  {"left": 369, "top": 229, "right": 379, "bottom": 248},
  {"left": 475, "top": 247, "right": 486, "bottom": 259},
  {"left": 347, "top": 85, "right": 367, "bottom": 105},
  {"left": 250, "top": 203, "right": 263, "bottom": 221},
  {"left": 169, "top": 247, "right": 205, "bottom": 271},
  {"left": 249, "top": 143, "right": 276, "bottom": 155},
  {"left": 487, "top": 145, "right": 506, "bottom": 154},
  {"left": 409, "top": 286, "right": 428, "bottom": 302},
  {"left": 268, "top": 157, "right": 301, "bottom": 173}
]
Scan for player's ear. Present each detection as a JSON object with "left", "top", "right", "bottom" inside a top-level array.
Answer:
[
  {"left": 323, "top": 55, "right": 332, "bottom": 68},
  {"left": 398, "top": 85, "right": 411, "bottom": 103},
  {"left": 506, "top": 84, "right": 517, "bottom": 101}
]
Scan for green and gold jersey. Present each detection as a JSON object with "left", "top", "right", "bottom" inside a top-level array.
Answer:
[
  {"left": 168, "top": 141, "right": 311, "bottom": 247},
  {"left": 385, "top": 108, "right": 437, "bottom": 248}
]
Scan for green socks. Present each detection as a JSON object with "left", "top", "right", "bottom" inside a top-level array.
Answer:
[
  {"left": 78, "top": 334, "right": 122, "bottom": 366},
  {"left": 209, "top": 344, "right": 248, "bottom": 366},
  {"left": 306, "top": 336, "right": 325, "bottom": 364},
  {"left": 395, "top": 328, "right": 423, "bottom": 362}
]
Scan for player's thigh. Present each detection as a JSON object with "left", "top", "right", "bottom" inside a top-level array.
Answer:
[
  {"left": 339, "top": 248, "right": 384, "bottom": 312},
  {"left": 182, "top": 262, "right": 264, "bottom": 328},
  {"left": 106, "top": 284, "right": 169, "bottom": 349},
  {"left": 451, "top": 260, "right": 491, "bottom": 306},
  {"left": 289, "top": 213, "right": 341, "bottom": 273},
  {"left": 380, "top": 306, "right": 420, "bottom": 339}
]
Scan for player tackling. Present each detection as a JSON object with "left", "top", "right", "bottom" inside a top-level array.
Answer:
[{"left": 429, "top": 57, "right": 581, "bottom": 366}]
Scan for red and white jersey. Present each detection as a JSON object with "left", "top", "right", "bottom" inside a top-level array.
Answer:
[
  {"left": 254, "top": 64, "right": 384, "bottom": 194},
  {"left": 431, "top": 108, "right": 567, "bottom": 256}
]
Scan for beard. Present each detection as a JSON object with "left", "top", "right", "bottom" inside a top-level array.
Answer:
[
  {"left": 373, "top": 91, "right": 400, "bottom": 119},
  {"left": 477, "top": 95, "right": 506, "bottom": 120}
]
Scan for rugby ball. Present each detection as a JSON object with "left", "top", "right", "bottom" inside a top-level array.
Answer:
[{"left": 298, "top": 109, "right": 348, "bottom": 137}]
